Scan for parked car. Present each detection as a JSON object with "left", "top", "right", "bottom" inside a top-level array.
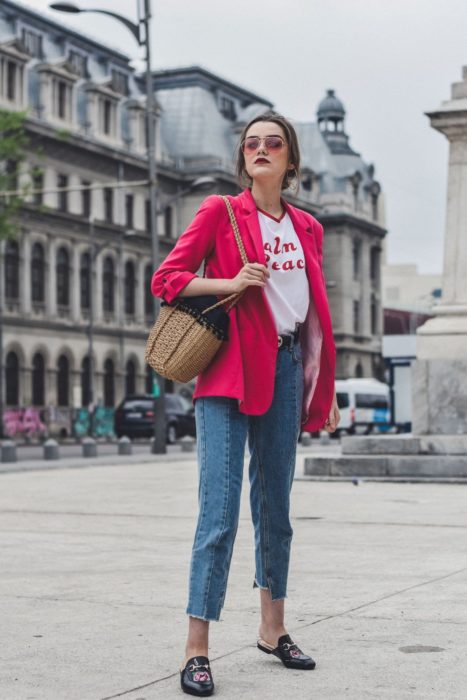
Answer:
[
  {"left": 335, "top": 379, "right": 391, "bottom": 436},
  {"left": 114, "top": 393, "right": 196, "bottom": 444}
]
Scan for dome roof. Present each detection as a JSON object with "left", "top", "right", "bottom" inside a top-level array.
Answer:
[{"left": 317, "top": 89, "right": 345, "bottom": 121}]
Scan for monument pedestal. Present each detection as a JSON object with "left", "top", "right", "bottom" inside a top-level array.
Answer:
[{"left": 305, "top": 66, "right": 467, "bottom": 479}]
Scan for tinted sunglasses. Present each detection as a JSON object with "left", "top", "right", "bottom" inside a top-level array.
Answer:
[{"left": 242, "top": 135, "right": 286, "bottom": 153}]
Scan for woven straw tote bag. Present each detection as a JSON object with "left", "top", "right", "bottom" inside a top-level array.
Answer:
[{"left": 144, "top": 196, "right": 249, "bottom": 383}]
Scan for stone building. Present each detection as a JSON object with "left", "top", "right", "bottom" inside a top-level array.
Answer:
[{"left": 0, "top": 1, "right": 386, "bottom": 437}]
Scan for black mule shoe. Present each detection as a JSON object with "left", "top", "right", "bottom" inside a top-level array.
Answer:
[
  {"left": 180, "top": 655, "right": 214, "bottom": 697},
  {"left": 257, "top": 634, "right": 316, "bottom": 670}
]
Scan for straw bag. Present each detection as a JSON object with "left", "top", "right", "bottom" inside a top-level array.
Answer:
[{"left": 144, "top": 196, "right": 249, "bottom": 383}]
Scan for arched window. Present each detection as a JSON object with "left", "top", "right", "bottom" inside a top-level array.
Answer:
[
  {"left": 80, "top": 252, "right": 91, "bottom": 310},
  {"left": 102, "top": 256, "right": 114, "bottom": 313},
  {"left": 145, "top": 364, "right": 152, "bottom": 394},
  {"left": 124, "top": 260, "right": 135, "bottom": 315},
  {"left": 352, "top": 240, "right": 361, "bottom": 280},
  {"left": 145, "top": 264, "right": 153, "bottom": 317},
  {"left": 56, "top": 247, "right": 70, "bottom": 306},
  {"left": 31, "top": 242, "right": 45, "bottom": 303},
  {"left": 81, "top": 356, "right": 91, "bottom": 407},
  {"left": 32, "top": 352, "right": 45, "bottom": 406},
  {"left": 125, "top": 359, "right": 136, "bottom": 395},
  {"left": 5, "top": 351, "right": 19, "bottom": 406},
  {"left": 104, "top": 358, "right": 115, "bottom": 407},
  {"left": 57, "top": 354, "right": 69, "bottom": 406},
  {"left": 355, "top": 361, "right": 363, "bottom": 378},
  {"left": 5, "top": 241, "right": 19, "bottom": 300}
]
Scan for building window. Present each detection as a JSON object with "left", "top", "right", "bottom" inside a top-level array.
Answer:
[
  {"left": 32, "top": 352, "right": 45, "bottom": 406},
  {"left": 371, "top": 294, "right": 378, "bottom": 335},
  {"left": 21, "top": 29, "right": 43, "bottom": 58},
  {"left": 125, "top": 194, "right": 134, "bottom": 229},
  {"left": 57, "top": 173, "right": 68, "bottom": 212},
  {"left": 111, "top": 69, "right": 129, "bottom": 96},
  {"left": 81, "top": 356, "right": 91, "bottom": 407},
  {"left": 355, "top": 361, "right": 363, "bottom": 378},
  {"left": 352, "top": 240, "right": 361, "bottom": 280},
  {"left": 80, "top": 252, "right": 91, "bottom": 310},
  {"left": 102, "top": 256, "right": 114, "bottom": 313},
  {"left": 5, "top": 159, "right": 18, "bottom": 193},
  {"left": 5, "top": 240, "right": 19, "bottom": 300},
  {"left": 52, "top": 77, "right": 72, "bottom": 121},
  {"left": 164, "top": 206, "right": 172, "bottom": 238},
  {"left": 0, "top": 56, "right": 24, "bottom": 105},
  {"left": 124, "top": 260, "right": 135, "bottom": 315},
  {"left": 56, "top": 247, "right": 70, "bottom": 307},
  {"left": 145, "top": 264, "right": 152, "bottom": 316},
  {"left": 98, "top": 96, "right": 117, "bottom": 137},
  {"left": 103, "top": 358, "right": 115, "bottom": 407},
  {"left": 104, "top": 187, "right": 113, "bottom": 223},
  {"left": 370, "top": 247, "right": 380, "bottom": 285},
  {"left": 68, "top": 50, "right": 88, "bottom": 77},
  {"left": 31, "top": 242, "right": 45, "bottom": 303},
  {"left": 5, "top": 351, "right": 19, "bottom": 406},
  {"left": 32, "top": 170, "right": 43, "bottom": 205},
  {"left": 57, "top": 355, "right": 69, "bottom": 407},
  {"left": 81, "top": 180, "right": 91, "bottom": 218},
  {"left": 353, "top": 299, "right": 360, "bottom": 335},
  {"left": 219, "top": 95, "right": 236, "bottom": 120},
  {"left": 125, "top": 359, "right": 136, "bottom": 395}
]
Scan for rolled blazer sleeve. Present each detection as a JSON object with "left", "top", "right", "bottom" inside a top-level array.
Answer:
[{"left": 151, "top": 195, "right": 223, "bottom": 304}]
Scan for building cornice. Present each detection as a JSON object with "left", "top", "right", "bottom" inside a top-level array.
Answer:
[{"left": 318, "top": 212, "right": 387, "bottom": 238}]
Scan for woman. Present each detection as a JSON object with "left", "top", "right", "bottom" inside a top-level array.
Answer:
[{"left": 151, "top": 112, "right": 340, "bottom": 696}]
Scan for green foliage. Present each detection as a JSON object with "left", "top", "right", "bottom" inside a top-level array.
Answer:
[{"left": 0, "top": 109, "right": 29, "bottom": 240}]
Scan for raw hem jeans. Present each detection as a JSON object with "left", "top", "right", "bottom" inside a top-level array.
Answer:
[{"left": 186, "top": 341, "right": 304, "bottom": 621}]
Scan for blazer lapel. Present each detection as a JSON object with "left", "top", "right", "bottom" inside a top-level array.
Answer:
[{"left": 237, "top": 189, "right": 266, "bottom": 264}]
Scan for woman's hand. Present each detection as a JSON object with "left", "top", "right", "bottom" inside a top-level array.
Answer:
[
  {"left": 229, "top": 263, "right": 270, "bottom": 293},
  {"left": 323, "top": 391, "right": 340, "bottom": 433}
]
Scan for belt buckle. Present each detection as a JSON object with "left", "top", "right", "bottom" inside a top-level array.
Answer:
[{"left": 278, "top": 335, "right": 283, "bottom": 348}]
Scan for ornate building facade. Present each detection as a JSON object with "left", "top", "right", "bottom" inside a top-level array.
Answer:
[{"left": 0, "top": 1, "right": 386, "bottom": 437}]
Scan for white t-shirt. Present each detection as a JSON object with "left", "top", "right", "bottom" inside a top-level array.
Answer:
[{"left": 257, "top": 209, "right": 309, "bottom": 334}]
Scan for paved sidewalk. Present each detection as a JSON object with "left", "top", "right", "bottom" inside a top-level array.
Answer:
[{"left": 1, "top": 456, "right": 466, "bottom": 699}]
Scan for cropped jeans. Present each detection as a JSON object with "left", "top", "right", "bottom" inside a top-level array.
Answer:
[{"left": 186, "top": 339, "right": 304, "bottom": 621}]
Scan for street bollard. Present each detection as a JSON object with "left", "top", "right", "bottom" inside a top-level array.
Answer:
[
  {"left": 43, "top": 439, "right": 60, "bottom": 461},
  {"left": 301, "top": 432, "right": 311, "bottom": 446},
  {"left": 319, "top": 430, "right": 331, "bottom": 446},
  {"left": 1, "top": 440, "right": 17, "bottom": 463},
  {"left": 118, "top": 436, "right": 132, "bottom": 456},
  {"left": 82, "top": 437, "right": 97, "bottom": 458},
  {"left": 180, "top": 436, "right": 196, "bottom": 453}
]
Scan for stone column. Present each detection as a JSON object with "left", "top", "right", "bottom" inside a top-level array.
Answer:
[
  {"left": 71, "top": 246, "right": 81, "bottom": 323},
  {"left": 48, "top": 238, "right": 57, "bottom": 317},
  {"left": 21, "top": 234, "right": 32, "bottom": 315},
  {"left": 413, "top": 65, "right": 467, "bottom": 435}
]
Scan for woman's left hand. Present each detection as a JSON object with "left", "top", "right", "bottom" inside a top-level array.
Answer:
[{"left": 323, "top": 391, "right": 340, "bottom": 433}]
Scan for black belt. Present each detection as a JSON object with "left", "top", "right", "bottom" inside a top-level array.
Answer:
[{"left": 278, "top": 327, "right": 300, "bottom": 349}]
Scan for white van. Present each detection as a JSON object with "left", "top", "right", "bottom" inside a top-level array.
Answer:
[{"left": 335, "top": 379, "right": 391, "bottom": 435}]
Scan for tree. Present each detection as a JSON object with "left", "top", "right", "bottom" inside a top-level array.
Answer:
[{"left": 0, "top": 109, "right": 29, "bottom": 240}]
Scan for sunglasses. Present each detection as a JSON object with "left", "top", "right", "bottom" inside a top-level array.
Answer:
[{"left": 242, "top": 135, "right": 286, "bottom": 153}]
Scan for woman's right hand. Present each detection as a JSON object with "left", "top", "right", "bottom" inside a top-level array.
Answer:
[{"left": 229, "top": 263, "right": 270, "bottom": 293}]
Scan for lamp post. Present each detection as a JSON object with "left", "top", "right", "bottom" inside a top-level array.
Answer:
[{"left": 49, "top": 0, "right": 167, "bottom": 453}]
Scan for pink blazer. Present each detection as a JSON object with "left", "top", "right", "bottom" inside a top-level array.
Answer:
[{"left": 151, "top": 188, "right": 336, "bottom": 432}]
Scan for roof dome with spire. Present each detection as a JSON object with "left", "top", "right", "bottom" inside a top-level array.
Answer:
[{"left": 317, "top": 89, "right": 346, "bottom": 122}]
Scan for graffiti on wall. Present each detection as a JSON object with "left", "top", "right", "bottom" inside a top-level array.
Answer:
[{"left": 4, "top": 408, "right": 47, "bottom": 439}]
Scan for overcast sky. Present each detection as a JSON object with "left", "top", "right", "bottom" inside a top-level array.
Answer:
[{"left": 26, "top": 0, "right": 467, "bottom": 274}]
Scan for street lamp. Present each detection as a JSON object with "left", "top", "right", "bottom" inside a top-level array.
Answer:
[{"left": 49, "top": 0, "right": 167, "bottom": 453}]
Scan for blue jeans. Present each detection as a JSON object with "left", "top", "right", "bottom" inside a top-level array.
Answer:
[{"left": 186, "top": 340, "right": 304, "bottom": 621}]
